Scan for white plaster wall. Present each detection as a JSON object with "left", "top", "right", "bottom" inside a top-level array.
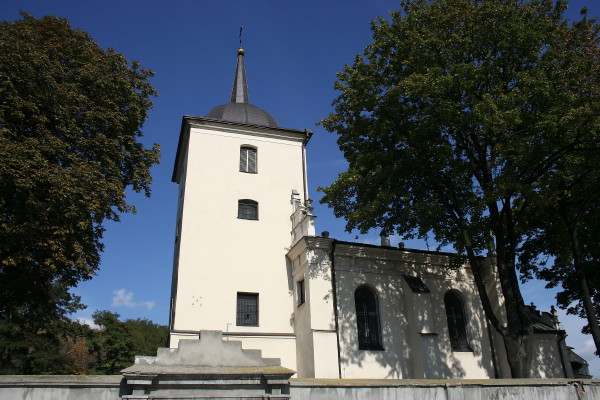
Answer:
[
  {"left": 333, "top": 245, "right": 496, "bottom": 380},
  {"left": 312, "top": 331, "right": 339, "bottom": 378},
  {"left": 292, "top": 253, "right": 315, "bottom": 378},
  {"left": 335, "top": 254, "right": 411, "bottom": 379},
  {"left": 223, "top": 335, "right": 297, "bottom": 370},
  {"left": 171, "top": 121, "right": 307, "bottom": 370},
  {"left": 530, "top": 334, "right": 566, "bottom": 378},
  {"left": 289, "top": 239, "right": 341, "bottom": 378}
]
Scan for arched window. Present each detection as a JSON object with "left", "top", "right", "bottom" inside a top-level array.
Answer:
[
  {"left": 355, "top": 286, "right": 383, "bottom": 350},
  {"left": 444, "top": 290, "right": 470, "bottom": 351},
  {"left": 238, "top": 199, "right": 258, "bottom": 220},
  {"left": 240, "top": 146, "right": 257, "bottom": 173}
]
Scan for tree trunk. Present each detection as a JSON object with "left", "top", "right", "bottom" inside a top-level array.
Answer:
[
  {"left": 569, "top": 224, "right": 600, "bottom": 357},
  {"left": 461, "top": 225, "right": 533, "bottom": 377}
]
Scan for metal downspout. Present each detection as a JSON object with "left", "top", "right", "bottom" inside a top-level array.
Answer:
[{"left": 329, "top": 239, "right": 342, "bottom": 378}]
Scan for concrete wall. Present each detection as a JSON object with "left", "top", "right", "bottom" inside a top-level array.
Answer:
[
  {"left": 170, "top": 118, "right": 309, "bottom": 370},
  {"left": 289, "top": 379, "right": 599, "bottom": 400},
  {"left": 1, "top": 376, "right": 597, "bottom": 400},
  {"left": 0, "top": 375, "right": 123, "bottom": 400}
]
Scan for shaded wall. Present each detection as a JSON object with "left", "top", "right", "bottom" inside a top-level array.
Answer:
[
  {"left": 1, "top": 376, "right": 598, "bottom": 400},
  {"left": 290, "top": 379, "right": 599, "bottom": 400}
]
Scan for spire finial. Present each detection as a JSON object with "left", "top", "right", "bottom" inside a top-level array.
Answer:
[{"left": 231, "top": 29, "right": 248, "bottom": 103}]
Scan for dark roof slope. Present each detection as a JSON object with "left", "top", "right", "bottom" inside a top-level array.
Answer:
[{"left": 206, "top": 47, "right": 278, "bottom": 128}]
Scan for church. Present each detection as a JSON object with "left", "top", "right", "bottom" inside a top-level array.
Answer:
[{"left": 166, "top": 46, "right": 579, "bottom": 380}]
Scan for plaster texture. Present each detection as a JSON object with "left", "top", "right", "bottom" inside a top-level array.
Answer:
[{"left": 169, "top": 117, "right": 310, "bottom": 371}]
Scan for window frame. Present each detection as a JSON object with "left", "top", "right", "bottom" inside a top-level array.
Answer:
[
  {"left": 444, "top": 290, "right": 471, "bottom": 352},
  {"left": 237, "top": 199, "right": 258, "bottom": 220},
  {"left": 354, "top": 285, "right": 384, "bottom": 351},
  {"left": 236, "top": 292, "right": 259, "bottom": 327},
  {"left": 296, "top": 279, "right": 305, "bottom": 307},
  {"left": 239, "top": 146, "right": 257, "bottom": 174}
]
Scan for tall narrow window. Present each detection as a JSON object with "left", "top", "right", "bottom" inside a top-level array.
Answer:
[
  {"left": 296, "top": 280, "right": 305, "bottom": 306},
  {"left": 238, "top": 199, "right": 258, "bottom": 220},
  {"left": 355, "top": 286, "right": 384, "bottom": 350},
  {"left": 240, "top": 146, "right": 257, "bottom": 173},
  {"left": 444, "top": 290, "right": 470, "bottom": 351},
  {"left": 237, "top": 293, "right": 258, "bottom": 326}
]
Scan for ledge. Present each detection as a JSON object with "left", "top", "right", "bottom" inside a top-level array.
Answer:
[
  {"left": 0, "top": 375, "right": 123, "bottom": 387},
  {"left": 289, "top": 378, "right": 600, "bottom": 388}
]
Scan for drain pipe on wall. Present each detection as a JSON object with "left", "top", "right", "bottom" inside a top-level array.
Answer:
[{"left": 328, "top": 239, "right": 343, "bottom": 379}]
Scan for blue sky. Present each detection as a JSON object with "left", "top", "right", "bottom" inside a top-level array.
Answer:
[{"left": 2, "top": 0, "right": 599, "bottom": 376}]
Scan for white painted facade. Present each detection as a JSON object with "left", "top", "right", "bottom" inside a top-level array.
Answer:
[
  {"left": 169, "top": 116, "right": 310, "bottom": 369},
  {"left": 168, "top": 47, "right": 577, "bottom": 380}
]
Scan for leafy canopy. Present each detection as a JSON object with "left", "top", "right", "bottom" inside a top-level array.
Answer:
[
  {"left": 320, "top": 0, "right": 598, "bottom": 256},
  {"left": 0, "top": 13, "right": 160, "bottom": 320},
  {"left": 319, "top": 0, "right": 600, "bottom": 376}
]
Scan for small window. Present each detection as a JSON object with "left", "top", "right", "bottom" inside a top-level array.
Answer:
[
  {"left": 238, "top": 199, "right": 258, "bottom": 220},
  {"left": 403, "top": 275, "right": 430, "bottom": 293},
  {"left": 444, "top": 290, "right": 471, "bottom": 351},
  {"left": 355, "top": 286, "right": 384, "bottom": 350},
  {"left": 237, "top": 293, "right": 258, "bottom": 326},
  {"left": 297, "top": 280, "right": 305, "bottom": 306},
  {"left": 240, "top": 146, "right": 257, "bottom": 173}
]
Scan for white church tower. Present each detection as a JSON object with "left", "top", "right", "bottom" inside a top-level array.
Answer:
[{"left": 168, "top": 46, "right": 312, "bottom": 369}]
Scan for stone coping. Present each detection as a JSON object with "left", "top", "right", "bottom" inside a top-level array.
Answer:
[
  {"left": 289, "top": 378, "right": 600, "bottom": 388},
  {"left": 0, "top": 375, "right": 122, "bottom": 387},
  {"left": 122, "top": 365, "right": 295, "bottom": 376}
]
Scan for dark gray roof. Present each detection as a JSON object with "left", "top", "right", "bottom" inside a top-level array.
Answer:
[
  {"left": 207, "top": 103, "right": 278, "bottom": 128},
  {"left": 206, "top": 47, "right": 278, "bottom": 128}
]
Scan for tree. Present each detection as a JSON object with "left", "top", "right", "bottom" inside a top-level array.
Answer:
[
  {"left": 0, "top": 308, "right": 168, "bottom": 374},
  {"left": 0, "top": 288, "right": 89, "bottom": 374},
  {"left": 518, "top": 13, "right": 600, "bottom": 356},
  {"left": 520, "top": 143, "right": 600, "bottom": 356},
  {"left": 0, "top": 13, "right": 159, "bottom": 322},
  {"left": 92, "top": 311, "right": 167, "bottom": 374},
  {"left": 319, "top": 0, "right": 599, "bottom": 377}
]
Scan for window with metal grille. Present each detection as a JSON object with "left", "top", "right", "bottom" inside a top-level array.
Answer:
[
  {"left": 444, "top": 290, "right": 471, "bottom": 351},
  {"left": 240, "top": 146, "right": 257, "bottom": 173},
  {"left": 355, "top": 286, "right": 384, "bottom": 350},
  {"left": 236, "top": 293, "right": 258, "bottom": 326},
  {"left": 238, "top": 199, "right": 258, "bottom": 220}
]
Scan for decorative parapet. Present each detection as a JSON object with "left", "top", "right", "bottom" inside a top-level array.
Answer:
[
  {"left": 121, "top": 330, "right": 295, "bottom": 399},
  {"left": 290, "top": 193, "right": 316, "bottom": 246}
]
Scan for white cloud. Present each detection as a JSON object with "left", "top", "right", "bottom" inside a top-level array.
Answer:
[
  {"left": 112, "top": 288, "right": 155, "bottom": 310},
  {"left": 76, "top": 317, "right": 100, "bottom": 329}
]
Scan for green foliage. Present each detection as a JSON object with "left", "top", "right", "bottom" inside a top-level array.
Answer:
[
  {"left": 91, "top": 311, "right": 167, "bottom": 374},
  {"left": 519, "top": 141, "right": 600, "bottom": 352},
  {"left": 0, "top": 309, "right": 167, "bottom": 375},
  {"left": 320, "top": 0, "right": 599, "bottom": 375},
  {"left": 0, "top": 290, "right": 93, "bottom": 374},
  {"left": 0, "top": 13, "right": 160, "bottom": 322}
]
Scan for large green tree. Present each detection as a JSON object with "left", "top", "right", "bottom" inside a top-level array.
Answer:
[
  {"left": 91, "top": 311, "right": 167, "bottom": 374},
  {"left": 319, "top": 0, "right": 599, "bottom": 377},
  {"left": 0, "top": 13, "right": 159, "bottom": 322},
  {"left": 520, "top": 144, "right": 600, "bottom": 355}
]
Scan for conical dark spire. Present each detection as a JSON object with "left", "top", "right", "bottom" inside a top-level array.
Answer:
[
  {"left": 206, "top": 46, "right": 278, "bottom": 128},
  {"left": 230, "top": 48, "right": 249, "bottom": 104}
]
